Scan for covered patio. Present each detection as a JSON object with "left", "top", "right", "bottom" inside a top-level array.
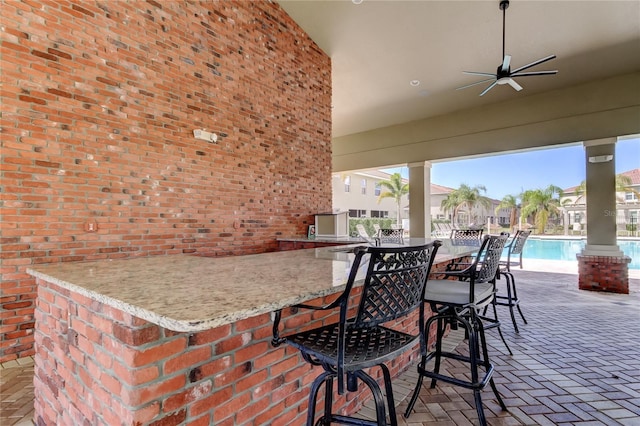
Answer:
[
  {"left": 2, "top": 267, "right": 638, "bottom": 426},
  {"left": 359, "top": 268, "right": 640, "bottom": 425}
]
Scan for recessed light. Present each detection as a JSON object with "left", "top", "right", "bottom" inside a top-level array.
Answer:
[
  {"left": 352, "top": 0, "right": 363, "bottom": 4},
  {"left": 410, "top": 80, "right": 420, "bottom": 87}
]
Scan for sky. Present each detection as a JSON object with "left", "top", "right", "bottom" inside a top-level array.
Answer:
[{"left": 384, "top": 137, "right": 640, "bottom": 201}]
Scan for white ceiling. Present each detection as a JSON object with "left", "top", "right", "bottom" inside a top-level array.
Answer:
[{"left": 278, "top": 0, "right": 640, "bottom": 138}]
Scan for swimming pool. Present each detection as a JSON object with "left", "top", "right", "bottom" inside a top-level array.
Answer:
[{"left": 521, "top": 238, "right": 640, "bottom": 270}]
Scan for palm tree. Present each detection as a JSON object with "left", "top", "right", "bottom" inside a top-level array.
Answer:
[
  {"left": 377, "top": 173, "right": 409, "bottom": 227},
  {"left": 573, "top": 174, "right": 640, "bottom": 202},
  {"left": 442, "top": 184, "right": 491, "bottom": 227},
  {"left": 440, "top": 192, "right": 460, "bottom": 226},
  {"left": 495, "top": 194, "right": 519, "bottom": 231},
  {"left": 520, "top": 185, "right": 563, "bottom": 234}
]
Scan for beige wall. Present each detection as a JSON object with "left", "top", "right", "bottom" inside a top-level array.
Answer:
[{"left": 332, "top": 172, "right": 407, "bottom": 220}]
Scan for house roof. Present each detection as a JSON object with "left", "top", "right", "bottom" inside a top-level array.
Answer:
[{"left": 562, "top": 168, "right": 640, "bottom": 193}]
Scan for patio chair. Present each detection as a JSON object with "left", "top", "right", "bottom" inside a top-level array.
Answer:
[
  {"left": 450, "top": 228, "right": 483, "bottom": 242},
  {"left": 272, "top": 242, "right": 442, "bottom": 426},
  {"left": 446, "top": 228, "right": 484, "bottom": 271},
  {"left": 404, "top": 234, "right": 509, "bottom": 426},
  {"left": 376, "top": 227, "right": 404, "bottom": 244},
  {"left": 495, "top": 230, "right": 531, "bottom": 333},
  {"left": 431, "top": 223, "right": 445, "bottom": 238},
  {"left": 356, "top": 223, "right": 374, "bottom": 243},
  {"left": 373, "top": 223, "right": 381, "bottom": 234}
]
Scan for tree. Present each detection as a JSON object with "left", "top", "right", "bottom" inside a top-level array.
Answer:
[
  {"left": 440, "top": 192, "right": 460, "bottom": 226},
  {"left": 377, "top": 173, "right": 409, "bottom": 226},
  {"left": 442, "top": 184, "right": 491, "bottom": 227},
  {"left": 520, "top": 185, "right": 563, "bottom": 234},
  {"left": 495, "top": 194, "right": 519, "bottom": 231}
]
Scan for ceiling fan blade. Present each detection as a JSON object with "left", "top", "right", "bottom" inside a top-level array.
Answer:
[
  {"left": 511, "top": 54, "right": 556, "bottom": 74},
  {"left": 507, "top": 78, "right": 523, "bottom": 91},
  {"left": 501, "top": 55, "right": 511, "bottom": 72},
  {"left": 479, "top": 81, "right": 498, "bottom": 97},
  {"left": 463, "top": 71, "right": 497, "bottom": 77},
  {"left": 456, "top": 78, "right": 496, "bottom": 91},
  {"left": 510, "top": 70, "right": 558, "bottom": 77}
]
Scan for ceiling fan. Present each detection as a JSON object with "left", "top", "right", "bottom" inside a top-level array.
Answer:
[{"left": 458, "top": 0, "right": 557, "bottom": 96}]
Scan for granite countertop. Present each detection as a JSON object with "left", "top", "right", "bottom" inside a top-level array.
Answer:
[
  {"left": 26, "top": 239, "right": 475, "bottom": 332},
  {"left": 277, "top": 236, "right": 367, "bottom": 243}
]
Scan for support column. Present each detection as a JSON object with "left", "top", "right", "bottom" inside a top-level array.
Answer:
[
  {"left": 577, "top": 138, "right": 630, "bottom": 293},
  {"left": 408, "top": 161, "right": 432, "bottom": 238}
]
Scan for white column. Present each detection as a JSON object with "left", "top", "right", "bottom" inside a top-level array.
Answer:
[
  {"left": 408, "top": 161, "right": 432, "bottom": 238},
  {"left": 580, "top": 138, "right": 623, "bottom": 256}
]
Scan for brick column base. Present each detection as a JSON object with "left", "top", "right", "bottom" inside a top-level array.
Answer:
[{"left": 577, "top": 255, "right": 630, "bottom": 294}]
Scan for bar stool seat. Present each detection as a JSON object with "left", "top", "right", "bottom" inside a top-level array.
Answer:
[{"left": 425, "top": 280, "right": 494, "bottom": 306}]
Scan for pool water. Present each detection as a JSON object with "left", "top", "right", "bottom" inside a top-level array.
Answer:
[{"left": 521, "top": 238, "right": 639, "bottom": 270}]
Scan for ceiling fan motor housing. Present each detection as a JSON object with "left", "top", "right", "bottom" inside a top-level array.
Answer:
[{"left": 497, "top": 64, "right": 510, "bottom": 78}]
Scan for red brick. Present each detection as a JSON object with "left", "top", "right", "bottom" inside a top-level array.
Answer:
[
  {"left": 113, "top": 323, "right": 161, "bottom": 346},
  {"left": 213, "top": 361, "right": 252, "bottom": 388},
  {"left": 215, "top": 333, "right": 251, "bottom": 354},
  {"left": 188, "top": 325, "right": 231, "bottom": 346},
  {"left": 213, "top": 391, "right": 251, "bottom": 422},
  {"left": 234, "top": 313, "right": 270, "bottom": 333},
  {"left": 127, "top": 374, "right": 187, "bottom": 406},
  {"left": 190, "top": 386, "right": 233, "bottom": 418},
  {"left": 164, "top": 346, "right": 212, "bottom": 375},
  {"left": 254, "top": 401, "right": 288, "bottom": 425},
  {"left": 113, "top": 360, "right": 160, "bottom": 387},
  {"left": 163, "top": 380, "right": 213, "bottom": 412},
  {"left": 122, "top": 337, "right": 188, "bottom": 368},
  {"left": 235, "top": 341, "right": 270, "bottom": 364}
]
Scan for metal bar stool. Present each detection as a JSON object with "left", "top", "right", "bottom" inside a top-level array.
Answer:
[
  {"left": 495, "top": 230, "right": 531, "bottom": 333},
  {"left": 404, "top": 234, "right": 509, "bottom": 426},
  {"left": 272, "top": 242, "right": 441, "bottom": 426},
  {"left": 375, "top": 228, "right": 404, "bottom": 245}
]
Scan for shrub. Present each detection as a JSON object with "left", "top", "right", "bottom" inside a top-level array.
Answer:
[{"left": 349, "top": 218, "right": 394, "bottom": 237}]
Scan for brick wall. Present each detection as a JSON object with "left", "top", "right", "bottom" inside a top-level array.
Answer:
[
  {"left": 1, "top": 0, "right": 331, "bottom": 361},
  {"left": 577, "top": 254, "right": 630, "bottom": 294},
  {"left": 34, "top": 278, "right": 423, "bottom": 425}
]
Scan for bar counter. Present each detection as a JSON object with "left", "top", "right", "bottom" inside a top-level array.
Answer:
[{"left": 26, "top": 239, "right": 476, "bottom": 425}]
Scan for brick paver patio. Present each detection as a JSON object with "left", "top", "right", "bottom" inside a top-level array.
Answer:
[
  {"left": 2, "top": 269, "right": 639, "bottom": 425},
  {"left": 359, "top": 269, "right": 640, "bottom": 425}
]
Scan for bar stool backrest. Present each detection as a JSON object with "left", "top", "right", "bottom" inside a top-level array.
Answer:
[
  {"left": 450, "top": 228, "right": 483, "bottom": 242},
  {"left": 504, "top": 230, "right": 531, "bottom": 271},
  {"left": 510, "top": 230, "right": 531, "bottom": 255},
  {"left": 376, "top": 228, "right": 404, "bottom": 244},
  {"left": 474, "top": 234, "right": 509, "bottom": 285},
  {"left": 352, "top": 242, "right": 440, "bottom": 327}
]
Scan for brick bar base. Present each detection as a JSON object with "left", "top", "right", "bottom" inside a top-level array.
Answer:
[
  {"left": 33, "top": 279, "right": 427, "bottom": 425},
  {"left": 577, "top": 255, "right": 630, "bottom": 294}
]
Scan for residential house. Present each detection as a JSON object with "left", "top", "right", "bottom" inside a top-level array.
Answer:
[
  {"left": 561, "top": 168, "right": 640, "bottom": 235},
  {"left": 332, "top": 170, "right": 511, "bottom": 231},
  {"left": 332, "top": 170, "right": 408, "bottom": 221}
]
